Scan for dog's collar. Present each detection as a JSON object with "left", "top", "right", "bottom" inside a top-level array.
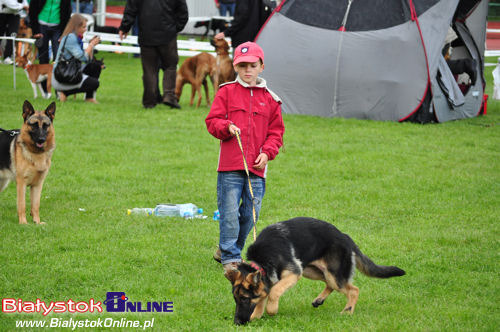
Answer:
[{"left": 250, "top": 261, "right": 266, "bottom": 276}]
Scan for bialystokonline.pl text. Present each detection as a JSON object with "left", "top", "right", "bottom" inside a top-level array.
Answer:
[{"left": 14, "top": 317, "right": 155, "bottom": 330}]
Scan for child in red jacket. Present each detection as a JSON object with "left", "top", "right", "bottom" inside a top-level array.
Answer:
[{"left": 205, "top": 41, "right": 285, "bottom": 271}]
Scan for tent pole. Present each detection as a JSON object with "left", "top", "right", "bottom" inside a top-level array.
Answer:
[{"left": 332, "top": 0, "right": 354, "bottom": 116}]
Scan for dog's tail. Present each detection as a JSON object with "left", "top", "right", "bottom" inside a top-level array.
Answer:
[{"left": 352, "top": 242, "right": 405, "bottom": 278}]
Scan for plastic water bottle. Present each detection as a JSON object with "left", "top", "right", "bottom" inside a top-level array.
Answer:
[
  {"left": 213, "top": 210, "right": 220, "bottom": 221},
  {"left": 154, "top": 203, "right": 203, "bottom": 218},
  {"left": 178, "top": 203, "right": 203, "bottom": 219},
  {"left": 154, "top": 204, "right": 181, "bottom": 217},
  {"left": 127, "top": 208, "right": 154, "bottom": 216}
]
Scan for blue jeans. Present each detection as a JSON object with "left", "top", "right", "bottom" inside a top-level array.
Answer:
[
  {"left": 72, "top": 1, "right": 94, "bottom": 14},
  {"left": 217, "top": 171, "right": 265, "bottom": 264},
  {"left": 219, "top": 3, "right": 236, "bottom": 17}
]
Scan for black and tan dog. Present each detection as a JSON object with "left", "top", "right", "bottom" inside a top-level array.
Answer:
[
  {"left": 225, "top": 217, "right": 405, "bottom": 325},
  {"left": 0, "top": 100, "right": 56, "bottom": 224}
]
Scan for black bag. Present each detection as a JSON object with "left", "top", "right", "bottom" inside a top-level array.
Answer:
[{"left": 54, "top": 36, "right": 82, "bottom": 84}]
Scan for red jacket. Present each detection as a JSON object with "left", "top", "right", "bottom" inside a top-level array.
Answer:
[{"left": 206, "top": 77, "right": 284, "bottom": 178}]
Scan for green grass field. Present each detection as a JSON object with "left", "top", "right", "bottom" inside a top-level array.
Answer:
[{"left": 0, "top": 53, "right": 498, "bottom": 331}]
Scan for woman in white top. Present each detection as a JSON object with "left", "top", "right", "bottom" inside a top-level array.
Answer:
[{"left": 0, "top": 0, "right": 29, "bottom": 64}]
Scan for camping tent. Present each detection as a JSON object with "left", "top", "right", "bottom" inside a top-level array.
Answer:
[{"left": 256, "top": 0, "right": 489, "bottom": 123}]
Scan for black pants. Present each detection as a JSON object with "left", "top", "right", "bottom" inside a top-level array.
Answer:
[
  {"left": 140, "top": 38, "right": 178, "bottom": 107},
  {"left": 38, "top": 24, "right": 62, "bottom": 64},
  {"left": 62, "top": 62, "right": 101, "bottom": 99},
  {"left": 39, "top": 24, "right": 62, "bottom": 93},
  {"left": 0, "top": 13, "right": 20, "bottom": 59}
]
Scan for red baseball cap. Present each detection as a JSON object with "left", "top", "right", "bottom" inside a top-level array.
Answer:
[{"left": 233, "top": 42, "right": 264, "bottom": 65}]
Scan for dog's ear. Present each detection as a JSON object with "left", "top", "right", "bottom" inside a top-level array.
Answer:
[
  {"left": 245, "top": 271, "right": 262, "bottom": 286},
  {"left": 252, "top": 271, "right": 262, "bottom": 285},
  {"left": 22, "top": 100, "right": 35, "bottom": 122},
  {"left": 44, "top": 102, "right": 56, "bottom": 122},
  {"left": 224, "top": 269, "right": 241, "bottom": 284}
]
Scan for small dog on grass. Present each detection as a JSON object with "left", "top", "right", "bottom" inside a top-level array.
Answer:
[
  {"left": 16, "top": 55, "right": 53, "bottom": 99},
  {"left": 224, "top": 217, "right": 405, "bottom": 325},
  {"left": 83, "top": 57, "right": 106, "bottom": 77},
  {"left": 0, "top": 100, "right": 56, "bottom": 224}
]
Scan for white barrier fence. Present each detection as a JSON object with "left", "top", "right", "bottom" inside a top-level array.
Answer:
[{"left": 1, "top": 34, "right": 231, "bottom": 89}]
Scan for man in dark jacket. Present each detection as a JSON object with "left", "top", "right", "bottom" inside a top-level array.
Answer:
[
  {"left": 119, "top": 0, "right": 188, "bottom": 109},
  {"left": 29, "top": 0, "right": 71, "bottom": 63},
  {"left": 214, "top": 0, "right": 272, "bottom": 49}
]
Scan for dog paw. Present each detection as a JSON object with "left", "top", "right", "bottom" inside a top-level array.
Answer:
[
  {"left": 340, "top": 306, "right": 353, "bottom": 314},
  {"left": 312, "top": 299, "right": 324, "bottom": 308},
  {"left": 266, "top": 302, "right": 279, "bottom": 316}
]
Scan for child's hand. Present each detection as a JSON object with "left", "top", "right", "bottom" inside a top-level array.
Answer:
[
  {"left": 228, "top": 124, "right": 240, "bottom": 136},
  {"left": 253, "top": 153, "right": 269, "bottom": 170}
]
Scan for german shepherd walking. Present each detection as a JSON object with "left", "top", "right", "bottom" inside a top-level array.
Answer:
[
  {"left": 0, "top": 100, "right": 56, "bottom": 224},
  {"left": 225, "top": 217, "right": 405, "bottom": 325}
]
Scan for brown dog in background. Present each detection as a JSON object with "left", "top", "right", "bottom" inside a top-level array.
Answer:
[
  {"left": 15, "top": 18, "right": 37, "bottom": 65},
  {"left": 210, "top": 38, "right": 236, "bottom": 89},
  {"left": 16, "top": 55, "right": 53, "bottom": 99},
  {"left": 176, "top": 52, "right": 216, "bottom": 107},
  {"left": 0, "top": 100, "right": 56, "bottom": 224}
]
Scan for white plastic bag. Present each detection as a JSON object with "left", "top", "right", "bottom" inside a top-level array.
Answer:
[{"left": 492, "top": 58, "right": 500, "bottom": 100}]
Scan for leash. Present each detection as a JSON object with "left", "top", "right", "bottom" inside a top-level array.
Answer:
[
  {"left": 0, "top": 128, "right": 19, "bottom": 136},
  {"left": 234, "top": 131, "right": 258, "bottom": 242}
]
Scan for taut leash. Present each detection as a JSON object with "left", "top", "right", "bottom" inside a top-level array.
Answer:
[{"left": 234, "top": 131, "right": 258, "bottom": 242}]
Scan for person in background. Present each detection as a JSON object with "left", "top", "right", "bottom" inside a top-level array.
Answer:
[
  {"left": 71, "top": 0, "right": 93, "bottom": 15},
  {"left": 52, "top": 13, "right": 101, "bottom": 103},
  {"left": 214, "top": 0, "right": 235, "bottom": 17},
  {"left": 119, "top": 0, "right": 188, "bottom": 109},
  {"left": 205, "top": 42, "right": 285, "bottom": 271},
  {"left": 29, "top": 0, "right": 71, "bottom": 63},
  {"left": 0, "top": 0, "right": 29, "bottom": 64},
  {"left": 214, "top": 0, "right": 273, "bottom": 49},
  {"left": 29, "top": 0, "right": 71, "bottom": 95}
]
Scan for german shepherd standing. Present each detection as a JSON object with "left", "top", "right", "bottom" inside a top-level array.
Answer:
[
  {"left": 0, "top": 100, "right": 56, "bottom": 224},
  {"left": 225, "top": 217, "right": 405, "bottom": 325}
]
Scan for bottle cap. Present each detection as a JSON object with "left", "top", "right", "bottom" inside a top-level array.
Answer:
[
  {"left": 127, "top": 209, "right": 132, "bottom": 215},
  {"left": 198, "top": 208, "right": 203, "bottom": 214}
]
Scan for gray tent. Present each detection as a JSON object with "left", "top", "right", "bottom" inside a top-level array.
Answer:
[{"left": 256, "top": 0, "right": 489, "bottom": 123}]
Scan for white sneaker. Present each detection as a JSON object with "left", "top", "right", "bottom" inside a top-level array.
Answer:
[{"left": 3, "top": 57, "right": 13, "bottom": 65}]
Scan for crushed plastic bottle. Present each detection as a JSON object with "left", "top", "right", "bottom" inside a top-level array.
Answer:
[
  {"left": 127, "top": 208, "right": 154, "bottom": 216},
  {"left": 154, "top": 203, "right": 204, "bottom": 219},
  {"left": 178, "top": 203, "right": 202, "bottom": 219}
]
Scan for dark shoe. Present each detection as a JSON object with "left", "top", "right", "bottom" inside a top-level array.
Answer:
[
  {"left": 143, "top": 104, "right": 157, "bottom": 109},
  {"left": 163, "top": 99, "right": 181, "bottom": 109},
  {"left": 213, "top": 246, "right": 221, "bottom": 263}
]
